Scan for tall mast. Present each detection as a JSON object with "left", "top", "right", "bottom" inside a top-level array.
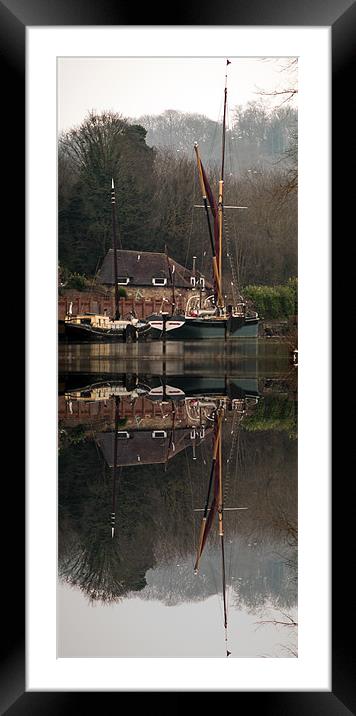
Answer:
[
  {"left": 217, "top": 60, "right": 230, "bottom": 307},
  {"left": 111, "top": 178, "right": 120, "bottom": 320}
]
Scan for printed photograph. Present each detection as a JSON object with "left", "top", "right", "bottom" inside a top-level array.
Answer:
[{"left": 57, "top": 56, "right": 298, "bottom": 658}]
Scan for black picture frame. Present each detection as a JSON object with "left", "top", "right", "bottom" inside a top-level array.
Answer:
[{"left": 2, "top": 0, "right": 351, "bottom": 711}]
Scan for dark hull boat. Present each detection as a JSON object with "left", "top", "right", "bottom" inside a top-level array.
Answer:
[
  {"left": 63, "top": 314, "right": 150, "bottom": 342},
  {"left": 147, "top": 313, "right": 259, "bottom": 339},
  {"left": 164, "top": 375, "right": 259, "bottom": 400},
  {"left": 59, "top": 374, "right": 259, "bottom": 402}
]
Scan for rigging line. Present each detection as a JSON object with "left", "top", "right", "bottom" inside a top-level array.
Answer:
[
  {"left": 227, "top": 413, "right": 237, "bottom": 608},
  {"left": 206, "top": 96, "right": 224, "bottom": 168},
  {"left": 194, "top": 450, "right": 216, "bottom": 573},
  {"left": 195, "top": 424, "right": 224, "bottom": 631},
  {"left": 229, "top": 202, "right": 244, "bottom": 294},
  {"left": 221, "top": 98, "right": 243, "bottom": 303},
  {"left": 229, "top": 99, "right": 244, "bottom": 178},
  {"left": 224, "top": 408, "right": 239, "bottom": 491},
  {"left": 184, "top": 153, "right": 199, "bottom": 270},
  {"left": 231, "top": 430, "right": 245, "bottom": 563},
  {"left": 216, "top": 414, "right": 230, "bottom": 646},
  {"left": 183, "top": 444, "right": 196, "bottom": 561},
  {"left": 92, "top": 254, "right": 102, "bottom": 291},
  {"left": 226, "top": 115, "right": 244, "bottom": 295},
  {"left": 221, "top": 67, "right": 230, "bottom": 185},
  {"left": 225, "top": 103, "right": 240, "bottom": 185},
  {"left": 225, "top": 92, "right": 237, "bottom": 195},
  {"left": 225, "top": 412, "right": 243, "bottom": 611},
  {"left": 164, "top": 405, "right": 176, "bottom": 465},
  {"left": 111, "top": 178, "right": 132, "bottom": 284},
  {"left": 87, "top": 408, "right": 107, "bottom": 464},
  {"left": 223, "top": 216, "right": 239, "bottom": 306},
  {"left": 221, "top": 534, "right": 228, "bottom": 632},
  {"left": 206, "top": 544, "right": 225, "bottom": 627}
]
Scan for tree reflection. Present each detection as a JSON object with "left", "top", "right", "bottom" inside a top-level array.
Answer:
[{"left": 58, "top": 387, "right": 297, "bottom": 609}]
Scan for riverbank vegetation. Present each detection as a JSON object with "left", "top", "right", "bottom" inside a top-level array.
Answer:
[
  {"left": 244, "top": 278, "right": 297, "bottom": 320},
  {"left": 243, "top": 394, "right": 297, "bottom": 439}
]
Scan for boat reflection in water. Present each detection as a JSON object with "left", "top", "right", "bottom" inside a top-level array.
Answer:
[{"left": 58, "top": 375, "right": 297, "bottom": 657}]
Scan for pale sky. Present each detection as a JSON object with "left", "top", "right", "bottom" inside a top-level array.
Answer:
[
  {"left": 58, "top": 582, "right": 297, "bottom": 659},
  {"left": 58, "top": 57, "right": 298, "bottom": 133}
]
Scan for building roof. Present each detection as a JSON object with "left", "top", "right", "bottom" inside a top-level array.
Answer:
[{"left": 96, "top": 249, "right": 211, "bottom": 288}]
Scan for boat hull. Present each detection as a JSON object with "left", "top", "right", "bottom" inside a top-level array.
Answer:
[
  {"left": 62, "top": 321, "right": 149, "bottom": 342},
  {"left": 227, "top": 315, "right": 260, "bottom": 338},
  {"left": 148, "top": 314, "right": 259, "bottom": 339}
]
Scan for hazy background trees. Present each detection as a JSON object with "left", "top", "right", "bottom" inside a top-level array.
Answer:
[
  {"left": 137, "top": 102, "right": 296, "bottom": 172},
  {"left": 58, "top": 103, "right": 297, "bottom": 288}
]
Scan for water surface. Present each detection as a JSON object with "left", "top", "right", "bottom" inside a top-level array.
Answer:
[{"left": 58, "top": 341, "right": 297, "bottom": 657}]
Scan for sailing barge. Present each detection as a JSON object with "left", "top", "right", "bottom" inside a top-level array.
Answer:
[{"left": 148, "top": 61, "right": 259, "bottom": 340}]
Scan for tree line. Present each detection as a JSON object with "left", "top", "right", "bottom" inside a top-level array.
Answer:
[{"left": 59, "top": 105, "right": 297, "bottom": 291}]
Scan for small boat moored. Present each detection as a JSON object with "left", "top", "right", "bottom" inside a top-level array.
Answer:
[{"left": 64, "top": 312, "right": 150, "bottom": 342}]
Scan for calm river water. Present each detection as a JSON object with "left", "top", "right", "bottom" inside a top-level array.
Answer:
[{"left": 58, "top": 340, "right": 297, "bottom": 658}]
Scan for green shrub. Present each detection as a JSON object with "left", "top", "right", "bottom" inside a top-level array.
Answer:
[
  {"left": 243, "top": 395, "right": 297, "bottom": 439},
  {"left": 67, "top": 272, "right": 87, "bottom": 290},
  {"left": 244, "top": 279, "right": 298, "bottom": 319}
]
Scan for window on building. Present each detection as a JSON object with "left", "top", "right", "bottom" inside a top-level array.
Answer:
[
  {"left": 152, "top": 430, "right": 167, "bottom": 439},
  {"left": 152, "top": 278, "right": 167, "bottom": 286},
  {"left": 117, "top": 277, "right": 130, "bottom": 285}
]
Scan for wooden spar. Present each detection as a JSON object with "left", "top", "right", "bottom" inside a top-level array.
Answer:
[
  {"left": 111, "top": 178, "right": 120, "bottom": 320},
  {"left": 194, "top": 507, "right": 248, "bottom": 512},
  {"left": 194, "top": 205, "right": 248, "bottom": 210},
  {"left": 194, "top": 413, "right": 222, "bottom": 573},
  {"left": 193, "top": 143, "right": 223, "bottom": 307}
]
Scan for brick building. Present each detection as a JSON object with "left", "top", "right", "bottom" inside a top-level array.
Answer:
[{"left": 59, "top": 249, "right": 212, "bottom": 320}]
